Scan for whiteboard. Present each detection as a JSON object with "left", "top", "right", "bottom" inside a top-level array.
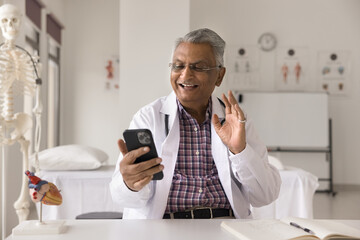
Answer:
[{"left": 238, "top": 92, "right": 329, "bottom": 148}]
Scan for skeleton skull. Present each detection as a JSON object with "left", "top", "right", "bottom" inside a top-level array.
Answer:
[{"left": 0, "top": 4, "right": 22, "bottom": 41}]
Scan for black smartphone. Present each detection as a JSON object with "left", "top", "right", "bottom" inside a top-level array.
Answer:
[{"left": 123, "top": 129, "right": 163, "bottom": 180}]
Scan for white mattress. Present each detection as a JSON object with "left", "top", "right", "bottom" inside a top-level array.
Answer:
[
  {"left": 251, "top": 166, "right": 319, "bottom": 219},
  {"left": 36, "top": 165, "right": 318, "bottom": 220},
  {"left": 37, "top": 166, "right": 123, "bottom": 220}
]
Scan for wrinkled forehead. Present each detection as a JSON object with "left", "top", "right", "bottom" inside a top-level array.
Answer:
[{"left": 0, "top": 4, "right": 22, "bottom": 19}]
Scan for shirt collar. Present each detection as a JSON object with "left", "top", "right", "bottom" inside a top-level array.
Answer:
[{"left": 176, "top": 98, "right": 212, "bottom": 124}]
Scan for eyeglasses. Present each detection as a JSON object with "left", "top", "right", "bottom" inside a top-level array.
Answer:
[{"left": 169, "top": 63, "right": 221, "bottom": 73}]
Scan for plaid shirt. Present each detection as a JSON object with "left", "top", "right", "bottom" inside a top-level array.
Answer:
[{"left": 165, "top": 99, "right": 231, "bottom": 213}]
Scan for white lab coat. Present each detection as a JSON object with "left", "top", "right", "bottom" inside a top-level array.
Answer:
[{"left": 110, "top": 91, "right": 281, "bottom": 219}]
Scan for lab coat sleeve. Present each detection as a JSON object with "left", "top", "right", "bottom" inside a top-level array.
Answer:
[
  {"left": 109, "top": 153, "right": 153, "bottom": 208},
  {"left": 229, "top": 119, "right": 282, "bottom": 208},
  {"left": 109, "top": 108, "right": 156, "bottom": 208}
]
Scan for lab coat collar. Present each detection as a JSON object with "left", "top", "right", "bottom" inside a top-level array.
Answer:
[
  {"left": 160, "top": 91, "right": 226, "bottom": 122},
  {"left": 160, "top": 92, "right": 178, "bottom": 133},
  {"left": 160, "top": 91, "right": 177, "bottom": 116}
]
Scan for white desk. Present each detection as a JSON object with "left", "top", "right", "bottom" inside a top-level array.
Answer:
[{"left": 6, "top": 219, "right": 360, "bottom": 240}]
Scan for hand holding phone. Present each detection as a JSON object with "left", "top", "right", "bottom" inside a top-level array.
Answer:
[{"left": 119, "top": 129, "right": 163, "bottom": 191}]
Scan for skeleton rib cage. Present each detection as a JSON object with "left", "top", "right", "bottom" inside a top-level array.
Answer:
[{"left": 0, "top": 47, "right": 38, "bottom": 119}]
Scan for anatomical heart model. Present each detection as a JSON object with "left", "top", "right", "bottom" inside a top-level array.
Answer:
[
  {"left": 25, "top": 170, "right": 62, "bottom": 206},
  {"left": 12, "top": 171, "right": 66, "bottom": 235}
]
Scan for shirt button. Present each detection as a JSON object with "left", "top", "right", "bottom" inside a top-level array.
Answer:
[
  {"left": 199, "top": 188, "right": 203, "bottom": 193},
  {"left": 196, "top": 151, "right": 199, "bottom": 155},
  {"left": 194, "top": 127, "right": 198, "bottom": 132}
]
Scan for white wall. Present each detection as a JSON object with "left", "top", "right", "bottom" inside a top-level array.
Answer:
[
  {"left": 42, "top": 0, "right": 65, "bottom": 21},
  {"left": 118, "top": 0, "right": 190, "bottom": 144},
  {"left": 61, "top": 0, "right": 120, "bottom": 164}
]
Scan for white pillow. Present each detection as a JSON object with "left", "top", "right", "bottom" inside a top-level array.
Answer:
[
  {"left": 268, "top": 154, "right": 285, "bottom": 170},
  {"left": 31, "top": 144, "right": 109, "bottom": 171}
]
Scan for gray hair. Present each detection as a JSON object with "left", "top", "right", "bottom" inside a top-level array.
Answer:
[{"left": 174, "top": 28, "right": 226, "bottom": 66}]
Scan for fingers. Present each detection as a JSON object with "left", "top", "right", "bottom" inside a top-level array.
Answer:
[
  {"left": 231, "top": 103, "right": 246, "bottom": 125},
  {"left": 122, "top": 161, "right": 163, "bottom": 181},
  {"left": 139, "top": 163, "right": 164, "bottom": 178},
  {"left": 228, "top": 90, "right": 238, "bottom": 105},
  {"left": 133, "top": 176, "right": 153, "bottom": 190},
  {"left": 123, "top": 146, "right": 150, "bottom": 165},
  {"left": 231, "top": 104, "right": 240, "bottom": 120},
  {"left": 222, "top": 91, "right": 239, "bottom": 115},
  {"left": 221, "top": 93, "right": 232, "bottom": 115},
  {"left": 128, "top": 157, "right": 162, "bottom": 174},
  {"left": 118, "top": 137, "right": 164, "bottom": 191},
  {"left": 221, "top": 91, "right": 246, "bottom": 122},
  {"left": 235, "top": 104, "right": 246, "bottom": 121},
  {"left": 122, "top": 161, "right": 164, "bottom": 191},
  {"left": 118, "top": 138, "right": 152, "bottom": 165}
]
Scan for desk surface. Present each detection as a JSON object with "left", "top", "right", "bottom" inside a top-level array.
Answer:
[{"left": 6, "top": 219, "right": 360, "bottom": 240}]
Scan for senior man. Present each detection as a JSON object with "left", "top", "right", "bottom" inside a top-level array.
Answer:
[{"left": 110, "top": 28, "right": 281, "bottom": 219}]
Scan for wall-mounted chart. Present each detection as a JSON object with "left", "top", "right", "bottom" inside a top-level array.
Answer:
[
  {"left": 275, "top": 47, "right": 310, "bottom": 91},
  {"left": 317, "top": 51, "right": 351, "bottom": 95},
  {"left": 226, "top": 45, "right": 260, "bottom": 90}
]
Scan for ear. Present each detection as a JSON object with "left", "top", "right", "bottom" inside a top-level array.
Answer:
[{"left": 215, "top": 67, "right": 226, "bottom": 87}]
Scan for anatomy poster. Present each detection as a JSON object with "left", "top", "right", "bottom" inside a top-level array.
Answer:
[
  {"left": 105, "top": 55, "right": 119, "bottom": 91},
  {"left": 275, "top": 47, "right": 309, "bottom": 91},
  {"left": 317, "top": 51, "right": 350, "bottom": 95},
  {"left": 225, "top": 45, "right": 260, "bottom": 90}
]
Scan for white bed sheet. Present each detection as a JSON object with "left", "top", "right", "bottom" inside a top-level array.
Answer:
[
  {"left": 36, "top": 165, "right": 318, "bottom": 220},
  {"left": 37, "top": 166, "right": 123, "bottom": 220},
  {"left": 251, "top": 166, "right": 319, "bottom": 219}
]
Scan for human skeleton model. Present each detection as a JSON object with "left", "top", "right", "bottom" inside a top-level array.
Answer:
[{"left": 0, "top": 4, "right": 42, "bottom": 222}]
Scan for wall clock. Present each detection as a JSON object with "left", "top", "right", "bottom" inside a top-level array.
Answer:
[{"left": 258, "top": 32, "right": 277, "bottom": 52}]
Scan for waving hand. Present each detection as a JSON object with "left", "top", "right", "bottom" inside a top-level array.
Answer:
[{"left": 212, "top": 90, "right": 247, "bottom": 154}]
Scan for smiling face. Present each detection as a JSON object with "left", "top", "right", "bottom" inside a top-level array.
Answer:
[{"left": 170, "top": 42, "right": 225, "bottom": 110}]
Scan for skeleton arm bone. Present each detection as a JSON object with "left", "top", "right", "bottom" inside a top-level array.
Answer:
[{"left": 32, "top": 81, "right": 42, "bottom": 172}]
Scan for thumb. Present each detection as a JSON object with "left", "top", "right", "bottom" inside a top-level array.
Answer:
[{"left": 118, "top": 139, "right": 128, "bottom": 156}]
